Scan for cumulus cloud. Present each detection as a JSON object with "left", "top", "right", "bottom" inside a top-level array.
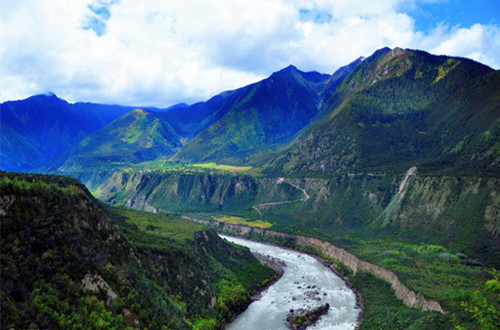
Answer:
[
  {"left": 0, "top": 0, "right": 499, "bottom": 107},
  {"left": 429, "top": 24, "right": 500, "bottom": 68}
]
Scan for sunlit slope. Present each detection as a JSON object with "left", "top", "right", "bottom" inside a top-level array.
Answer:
[
  {"left": 56, "top": 109, "right": 182, "bottom": 171},
  {"left": 171, "top": 65, "right": 331, "bottom": 164},
  {"left": 264, "top": 48, "right": 500, "bottom": 177}
]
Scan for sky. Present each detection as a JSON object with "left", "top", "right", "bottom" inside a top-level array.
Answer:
[{"left": 1, "top": 0, "right": 499, "bottom": 107}]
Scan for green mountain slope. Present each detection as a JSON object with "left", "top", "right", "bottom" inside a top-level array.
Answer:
[
  {"left": 55, "top": 109, "right": 182, "bottom": 172},
  {"left": 0, "top": 172, "right": 276, "bottom": 329},
  {"left": 171, "top": 65, "right": 331, "bottom": 164},
  {"left": 264, "top": 48, "right": 500, "bottom": 177}
]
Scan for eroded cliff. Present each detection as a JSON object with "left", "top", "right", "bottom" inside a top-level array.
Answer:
[{"left": 81, "top": 169, "right": 500, "bottom": 265}]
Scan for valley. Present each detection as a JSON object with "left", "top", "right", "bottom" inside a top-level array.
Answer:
[{"left": 1, "top": 47, "right": 499, "bottom": 329}]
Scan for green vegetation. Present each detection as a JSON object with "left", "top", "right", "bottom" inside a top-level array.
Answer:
[
  {"left": 330, "top": 237, "right": 497, "bottom": 315},
  {"left": 264, "top": 49, "right": 499, "bottom": 178},
  {"left": 56, "top": 109, "right": 182, "bottom": 172},
  {"left": 433, "top": 58, "right": 460, "bottom": 84},
  {"left": 456, "top": 269, "right": 500, "bottom": 329},
  {"left": 114, "top": 207, "right": 207, "bottom": 241},
  {"left": 129, "top": 159, "right": 257, "bottom": 176},
  {"left": 110, "top": 206, "right": 278, "bottom": 328},
  {"left": 172, "top": 65, "right": 329, "bottom": 165},
  {"left": 212, "top": 225, "right": 498, "bottom": 329},
  {"left": 192, "top": 162, "right": 252, "bottom": 173},
  {"left": 5, "top": 48, "right": 499, "bottom": 328},
  {"left": 350, "top": 271, "right": 451, "bottom": 329},
  {"left": 83, "top": 168, "right": 499, "bottom": 268},
  {"left": 326, "top": 238, "right": 498, "bottom": 329},
  {"left": 123, "top": 109, "right": 148, "bottom": 144},
  {"left": 69, "top": 157, "right": 261, "bottom": 178},
  {"left": 0, "top": 172, "right": 277, "bottom": 329}
]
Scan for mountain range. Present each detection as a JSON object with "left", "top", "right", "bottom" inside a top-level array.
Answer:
[
  {"left": 2, "top": 47, "right": 499, "bottom": 260},
  {"left": 3, "top": 47, "right": 498, "bottom": 178},
  {"left": 0, "top": 95, "right": 185, "bottom": 172},
  {"left": 2, "top": 46, "right": 500, "bottom": 329}
]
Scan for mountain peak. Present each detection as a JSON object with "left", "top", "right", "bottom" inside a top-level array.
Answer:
[
  {"left": 272, "top": 65, "right": 299, "bottom": 77},
  {"left": 271, "top": 65, "right": 330, "bottom": 85},
  {"left": 32, "top": 91, "right": 59, "bottom": 100},
  {"left": 132, "top": 108, "right": 149, "bottom": 115},
  {"left": 283, "top": 64, "right": 298, "bottom": 71}
]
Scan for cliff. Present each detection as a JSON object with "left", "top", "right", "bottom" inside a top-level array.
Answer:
[{"left": 81, "top": 168, "right": 500, "bottom": 266}]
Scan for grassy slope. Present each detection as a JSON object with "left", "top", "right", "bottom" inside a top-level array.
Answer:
[{"left": 56, "top": 109, "right": 182, "bottom": 172}]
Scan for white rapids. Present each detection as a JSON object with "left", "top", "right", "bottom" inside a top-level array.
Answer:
[{"left": 221, "top": 235, "right": 360, "bottom": 330}]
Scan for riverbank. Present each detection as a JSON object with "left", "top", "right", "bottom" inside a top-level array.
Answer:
[
  {"left": 250, "top": 252, "right": 286, "bottom": 300},
  {"left": 220, "top": 234, "right": 361, "bottom": 329},
  {"left": 222, "top": 250, "right": 285, "bottom": 329},
  {"left": 208, "top": 222, "right": 445, "bottom": 313}
]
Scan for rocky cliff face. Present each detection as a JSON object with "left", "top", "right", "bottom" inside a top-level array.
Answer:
[
  {"left": 81, "top": 169, "right": 499, "bottom": 265},
  {"left": 377, "top": 172, "right": 500, "bottom": 261}
]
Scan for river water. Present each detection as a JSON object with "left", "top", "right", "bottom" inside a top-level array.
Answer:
[{"left": 221, "top": 235, "right": 360, "bottom": 330}]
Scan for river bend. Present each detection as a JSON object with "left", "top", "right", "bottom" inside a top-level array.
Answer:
[{"left": 221, "top": 235, "right": 360, "bottom": 330}]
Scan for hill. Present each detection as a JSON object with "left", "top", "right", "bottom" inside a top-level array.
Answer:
[
  {"left": 0, "top": 171, "right": 276, "bottom": 329},
  {"left": 55, "top": 109, "right": 182, "bottom": 172}
]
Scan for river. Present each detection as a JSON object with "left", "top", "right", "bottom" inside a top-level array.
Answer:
[{"left": 220, "top": 235, "right": 360, "bottom": 330}]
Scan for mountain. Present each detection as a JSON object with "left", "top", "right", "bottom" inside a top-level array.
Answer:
[
  {"left": 0, "top": 171, "right": 276, "bottom": 329},
  {"left": 55, "top": 109, "right": 182, "bottom": 172},
  {"left": 71, "top": 47, "right": 499, "bottom": 266},
  {"left": 2, "top": 47, "right": 500, "bottom": 329},
  {"left": 0, "top": 94, "right": 134, "bottom": 172},
  {"left": 170, "top": 65, "right": 332, "bottom": 164},
  {"left": 52, "top": 65, "right": 336, "bottom": 172},
  {"left": 264, "top": 47, "right": 500, "bottom": 177}
]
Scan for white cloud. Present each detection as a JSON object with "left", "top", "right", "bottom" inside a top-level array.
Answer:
[
  {"left": 429, "top": 24, "right": 500, "bottom": 68},
  {"left": 1, "top": 0, "right": 499, "bottom": 107}
]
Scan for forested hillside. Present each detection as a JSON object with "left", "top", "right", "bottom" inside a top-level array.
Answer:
[
  {"left": 265, "top": 48, "right": 500, "bottom": 177},
  {"left": 0, "top": 172, "right": 276, "bottom": 329}
]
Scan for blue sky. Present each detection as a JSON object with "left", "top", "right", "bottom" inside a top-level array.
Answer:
[
  {"left": 406, "top": 0, "right": 500, "bottom": 31},
  {"left": 1, "top": 0, "right": 499, "bottom": 107}
]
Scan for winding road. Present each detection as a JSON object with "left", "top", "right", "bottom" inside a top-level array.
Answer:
[{"left": 252, "top": 179, "right": 310, "bottom": 218}]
